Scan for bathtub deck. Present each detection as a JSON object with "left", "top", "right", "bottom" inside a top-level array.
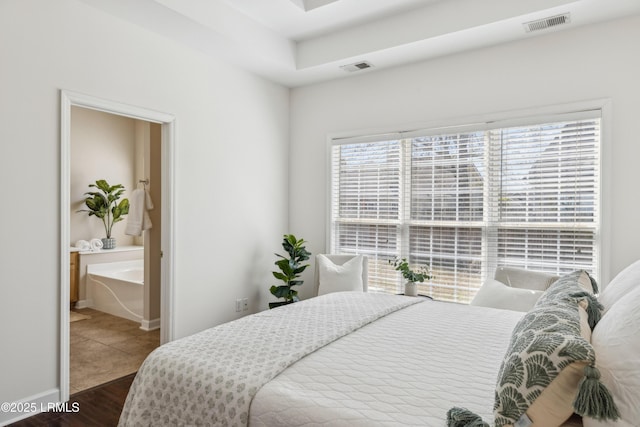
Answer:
[{"left": 87, "top": 259, "right": 145, "bottom": 324}]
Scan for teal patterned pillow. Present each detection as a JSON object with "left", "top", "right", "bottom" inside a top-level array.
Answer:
[{"left": 492, "top": 271, "right": 618, "bottom": 427}]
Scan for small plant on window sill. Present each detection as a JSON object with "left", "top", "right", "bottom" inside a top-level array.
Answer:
[
  {"left": 389, "top": 257, "right": 433, "bottom": 282},
  {"left": 389, "top": 257, "right": 433, "bottom": 297}
]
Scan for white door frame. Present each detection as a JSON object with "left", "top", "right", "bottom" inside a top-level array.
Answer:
[{"left": 59, "top": 90, "right": 176, "bottom": 401}]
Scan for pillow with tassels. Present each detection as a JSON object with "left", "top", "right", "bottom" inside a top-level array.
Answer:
[{"left": 447, "top": 270, "right": 619, "bottom": 427}]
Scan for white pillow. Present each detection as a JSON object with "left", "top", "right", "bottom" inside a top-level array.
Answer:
[
  {"left": 583, "top": 285, "right": 640, "bottom": 427},
  {"left": 599, "top": 259, "right": 640, "bottom": 312},
  {"left": 317, "top": 255, "right": 364, "bottom": 296},
  {"left": 494, "top": 266, "right": 559, "bottom": 291},
  {"left": 470, "top": 278, "right": 543, "bottom": 312}
]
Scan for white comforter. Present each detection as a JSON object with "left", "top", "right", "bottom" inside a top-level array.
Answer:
[
  {"left": 119, "top": 293, "right": 421, "bottom": 427},
  {"left": 250, "top": 299, "right": 524, "bottom": 426}
]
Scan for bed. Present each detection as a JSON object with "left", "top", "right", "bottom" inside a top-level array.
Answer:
[
  {"left": 118, "top": 263, "right": 640, "bottom": 427},
  {"left": 250, "top": 296, "right": 521, "bottom": 426}
]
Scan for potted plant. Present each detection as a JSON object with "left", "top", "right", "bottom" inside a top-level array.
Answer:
[
  {"left": 77, "top": 179, "right": 130, "bottom": 249},
  {"left": 269, "top": 234, "right": 311, "bottom": 309},
  {"left": 389, "top": 257, "right": 433, "bottom": 297}
]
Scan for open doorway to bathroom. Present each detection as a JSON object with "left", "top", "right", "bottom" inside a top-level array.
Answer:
[
  {"left": 60, "top": 90, "right": 175, "bottom": 402},
  {"left": 68, "top": 106, "right": 162, "bottom": 394}
]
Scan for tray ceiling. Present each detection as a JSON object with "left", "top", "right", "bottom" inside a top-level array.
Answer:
[{"left": 79, "top": 0, "right": 640, "bottom": 87}]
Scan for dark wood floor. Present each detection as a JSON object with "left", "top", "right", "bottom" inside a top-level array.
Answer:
[{"left": 7, "top": 374, "right": 134, "bottom": 427}]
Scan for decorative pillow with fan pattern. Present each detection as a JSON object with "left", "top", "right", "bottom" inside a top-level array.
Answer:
[
  {"left": 447, "top": 270, "right": 619, "bottom": 427},
  {"left": 492, "top": 270, "right": 618, "bottom": 427}
]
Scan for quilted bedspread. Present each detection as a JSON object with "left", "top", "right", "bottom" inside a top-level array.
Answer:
[
  {"left": 118, "top": 292, "right": 422, "bottom": 427},
  {"left": 250, "top": 300, "right": 524, "bottom": 426}
]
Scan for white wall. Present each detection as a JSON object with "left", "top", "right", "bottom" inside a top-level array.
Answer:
[
  {"left": 0, "top": 0, "right": 289, "bottom": 416},
  {"left": 289, "top": 14, "right": 640, "bottom": 300}
]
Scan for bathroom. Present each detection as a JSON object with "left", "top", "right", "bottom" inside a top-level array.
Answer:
[{"left": 68, "top": 106, "right": 162, "bottom": 393}]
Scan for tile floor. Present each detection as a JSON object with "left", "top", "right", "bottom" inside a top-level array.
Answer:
[{"left": 70, "top": 308, "right": 160, "bottom": 394}]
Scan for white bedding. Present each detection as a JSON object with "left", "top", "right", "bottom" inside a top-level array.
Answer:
[
  {"left": 250, "top": 299, "right": 524, "bottom": 426},
  {"left": 119, "top": 293, "right": 421, "bottom": 426},
  {"left": 119, "top": 292, "right": 527, "bottom": 427}
]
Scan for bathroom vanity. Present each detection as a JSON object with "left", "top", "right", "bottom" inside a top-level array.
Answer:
[{"left": 70, "top": 251, "right": 79, "bottom": 306}]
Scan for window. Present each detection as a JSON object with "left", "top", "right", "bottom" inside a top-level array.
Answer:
[{"left": 330, "top": 111, "right": 601, "bottom": 303}]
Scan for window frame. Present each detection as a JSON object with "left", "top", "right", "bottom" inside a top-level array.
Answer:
[{"left": 325, "top": 100, "right": 613, "bottom": 296}]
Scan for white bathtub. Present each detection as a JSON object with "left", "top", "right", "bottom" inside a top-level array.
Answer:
[{"left": 87, "top": 260, "right": 143, "bottom": 323}]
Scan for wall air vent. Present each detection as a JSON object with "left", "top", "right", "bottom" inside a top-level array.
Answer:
[
  {"left": 523, "top": 13, "right": 571, "bottom": 33},
  {"left": 340, "top": 61, "right": 374, "bottom": 73}
]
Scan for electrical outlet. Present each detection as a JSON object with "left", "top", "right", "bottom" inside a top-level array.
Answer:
[
  {"left": 235, "top": 299, "right": 241, "bottom": 312},
  {"left": 242, "top": 298, "right": 248, "bottom": 311}
]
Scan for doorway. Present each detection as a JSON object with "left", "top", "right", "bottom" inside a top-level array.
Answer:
[{"left": 60, "top": 90, "right": 175, "bottom": 402}]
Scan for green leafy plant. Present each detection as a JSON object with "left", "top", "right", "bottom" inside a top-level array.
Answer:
[
  {"left": 389, "top": 257, "right": 433, "bottom": 283},
  {"left": 77, "top": 179, "right": 130, "bottom": 239},
  {"left": 270, "top": 234, "right": 311, "bottom": 303}
]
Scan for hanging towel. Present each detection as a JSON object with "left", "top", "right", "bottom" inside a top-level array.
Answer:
[{"left": 125, "top": 188, "right": 154, "bottom": 236}]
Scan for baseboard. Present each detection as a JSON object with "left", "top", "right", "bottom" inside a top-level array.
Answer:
[
  {"left": 73, "top": 299, "right": 93, "bottom": 309},
  {"left": 140, "top": 317, "right": 160, "bottom": 331},
  {"left": 0, "top": 388, "right": 60, "bottom": 426}
]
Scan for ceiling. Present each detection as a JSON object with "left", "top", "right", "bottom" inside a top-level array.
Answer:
[
  {"left": 221, "top": 0, "right": 435, "bottom": 41},
  {"left": 79, "top": 0, "right": 640, "bottom": 87}
]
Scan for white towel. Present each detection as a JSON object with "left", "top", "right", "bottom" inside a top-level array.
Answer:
[
  {"left": 125, "top": 188, "right": 154, "bottom": 236},
  {"left": 75, "top": 240, "right": 91, "bottom": 251},
  {"left": 90, "top": 238, "right": 103, "bottom": 251}
]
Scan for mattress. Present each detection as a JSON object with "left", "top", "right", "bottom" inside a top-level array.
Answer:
[{"left": 250, "top": 299, "right": 524, "bottom": 426}]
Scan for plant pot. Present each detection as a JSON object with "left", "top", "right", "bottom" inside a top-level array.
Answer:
[
  {"left": 268, "top": 300, "right": 295, "bottom": 310},
  {"left": 101, "top": 238, "right": 116, "bottom": 250},
  {"left": 404, "top": 281, "right": 418, "bottom": 297}
]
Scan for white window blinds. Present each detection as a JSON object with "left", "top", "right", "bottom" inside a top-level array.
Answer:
[
  {"left": 331, "top": 139, "right": 402, "bottom": 292},
  {"left": 487, "top": 118, "right": 600, "bottom": 277},
  {"left": 330, "top": 111, "right": 601, "bottom": 303}
]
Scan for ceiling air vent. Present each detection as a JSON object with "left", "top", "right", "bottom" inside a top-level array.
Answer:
[
  {"left": 340, "top": 61, "right": 374, "bottom": 73},
  {"left": 523, "top": 13, "right": 571, "bottom": 33}
]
